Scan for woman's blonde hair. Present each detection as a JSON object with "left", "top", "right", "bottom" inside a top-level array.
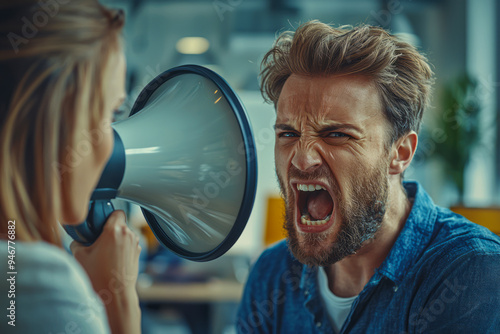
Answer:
[
  {"left": 261, "top": 21, "right": 434, "bottom": 144},
  {"left": 0, "top": 0, "right": 124, "bottom": 244}
]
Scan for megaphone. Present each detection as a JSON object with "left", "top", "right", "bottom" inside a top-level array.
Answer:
[{"left": 64, "top": 65, "right": 257, "bottom": 262}]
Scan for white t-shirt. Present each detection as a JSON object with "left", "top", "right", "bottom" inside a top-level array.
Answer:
[
  {"left": 0, "top": 240, "right": 110, "bottom": 334},
  {"left": 317, "top": 266, "right": 358, "bottom": 333}
]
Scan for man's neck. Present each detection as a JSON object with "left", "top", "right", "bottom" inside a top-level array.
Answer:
[{"left": 325, "top": 181, "right": 412, "bottom": 298}]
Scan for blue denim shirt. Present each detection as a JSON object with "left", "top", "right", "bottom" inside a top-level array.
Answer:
[{"left": 237, "top": 182, "right": 500, "bottom": 333}]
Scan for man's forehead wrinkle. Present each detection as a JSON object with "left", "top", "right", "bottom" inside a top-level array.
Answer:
[
  {"left": 307, "top": 97, "right": 365, "bottom": 131},
  {"left": 278, "top": 92, "right": 307, "bottom": 115},
  {"left": 278, "top": 98, "right": 364, "bottom": 131},
  {"left": 277, "top": 74, "right": 384, "bottom": 132}
]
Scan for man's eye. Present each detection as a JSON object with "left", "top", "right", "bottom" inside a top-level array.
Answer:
[
  {"left": 278, "top": 132, "right": 299, "bottom": 138},
  {"left": 327, "top": 132, "right": 350, "bottom": 138}
]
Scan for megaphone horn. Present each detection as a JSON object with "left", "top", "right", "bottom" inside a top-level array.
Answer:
[{"left": 64, "top": 65, "right": 258, "bottom": 262}]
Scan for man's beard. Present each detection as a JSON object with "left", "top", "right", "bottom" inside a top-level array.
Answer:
[{"left": 277, "top": 161, "right": 389, "bottom": 267}]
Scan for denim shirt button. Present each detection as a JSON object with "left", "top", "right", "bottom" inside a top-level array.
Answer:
[
  {"left": 305, "top": 290, "right": 309, "bottom": 296},
  {"left": 393, "top": 285, "right": 398, "bottom": 292},
  {"left": 316, "top": 322, "right": 321, "bottom": 328}
]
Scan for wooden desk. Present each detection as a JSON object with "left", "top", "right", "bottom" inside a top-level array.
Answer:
[
  {"left": 138, "top": 280, "right": 244, "bottom": 334},
  {"left": 137, "top": 279, "right": 244, "bottom": 303}
]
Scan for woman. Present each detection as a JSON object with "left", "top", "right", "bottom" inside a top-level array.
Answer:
[{"left": 0, "top": 1, "right": 141, "bottom": 333}]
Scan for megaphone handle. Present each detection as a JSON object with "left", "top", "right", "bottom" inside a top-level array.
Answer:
[
  {"left": 64, "top": 200, "right": 115, "bottom": 246},
  {"left": 88, "top": 200, "right": 115, "bottom": 239}
]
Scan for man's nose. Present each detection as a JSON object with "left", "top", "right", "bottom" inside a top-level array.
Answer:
[{"left": 291, "top": 144, "right": 322, "bottom": 172}]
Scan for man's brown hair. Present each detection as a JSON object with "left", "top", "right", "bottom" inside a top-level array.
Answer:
[{"left": 261, "top": 20, "right": 434, "bottom": 143}]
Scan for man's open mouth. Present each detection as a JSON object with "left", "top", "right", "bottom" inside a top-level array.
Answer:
[{"left": 294, "top": 182, "right": 335, "bottom": 232}]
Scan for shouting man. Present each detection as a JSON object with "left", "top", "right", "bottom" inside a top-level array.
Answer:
[{"left": 237, "top": 21, "right": 500, "bottom": 333}]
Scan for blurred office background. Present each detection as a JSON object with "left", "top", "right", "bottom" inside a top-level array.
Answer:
[{"left": 98, "top": 0, "right": 500, "bottom": 333}]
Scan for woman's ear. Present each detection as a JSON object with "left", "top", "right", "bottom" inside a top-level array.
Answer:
[{"left": 389, "top": 131, "right": 418, "bottom": 175}]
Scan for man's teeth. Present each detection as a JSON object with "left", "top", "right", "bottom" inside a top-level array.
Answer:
[
  {"left": 300, "top": 214, "right": 331, "bottom": 226},
  {"left": 297, "top": 184, "right": 326, "bottom": 191}
]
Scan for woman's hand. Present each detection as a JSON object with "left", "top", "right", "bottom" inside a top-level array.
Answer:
[{"left": 71, "top": 210, "right": 142, "bottom": 334}]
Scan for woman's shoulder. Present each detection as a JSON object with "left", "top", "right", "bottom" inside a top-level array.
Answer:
[
  {"left": 2, "top": 238, "right": 74, "bottom": 265},
  {"left": 0, "top": 240, "right": 110, "bottom": 333},
  {"left": 1, "top": 240, "right": 89, "bottom": 290}
]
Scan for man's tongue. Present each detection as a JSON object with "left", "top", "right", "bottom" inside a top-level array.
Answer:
[{"left": 307, "top": 190, "right": 334, "bottom": 221}]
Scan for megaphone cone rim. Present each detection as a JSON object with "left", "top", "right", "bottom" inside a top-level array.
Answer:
[{"left": 129, "top": 64, "right": 258, "bottom": 262}]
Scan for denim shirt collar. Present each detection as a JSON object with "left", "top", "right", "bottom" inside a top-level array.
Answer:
[
  {"left": 377, "top": 181, "right": 437, "bottom": 284},
  {"left": 299, "top": 181, "right": 437, "bottom": 288}
]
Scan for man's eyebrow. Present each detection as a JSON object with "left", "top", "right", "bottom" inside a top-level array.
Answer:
[
  {"left": 274, "top": 124, "right": 297, "bottom": 131},
  {"left": 274, "top": 123, "right": 363, "bottom": 132},
  {"left": 316, "top": 123, "right": 362, "bottom": 133}
]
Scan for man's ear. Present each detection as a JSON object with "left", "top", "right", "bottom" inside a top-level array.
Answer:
[{"left": 389, "top": 131, "right": 418, "bottom": 175}]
